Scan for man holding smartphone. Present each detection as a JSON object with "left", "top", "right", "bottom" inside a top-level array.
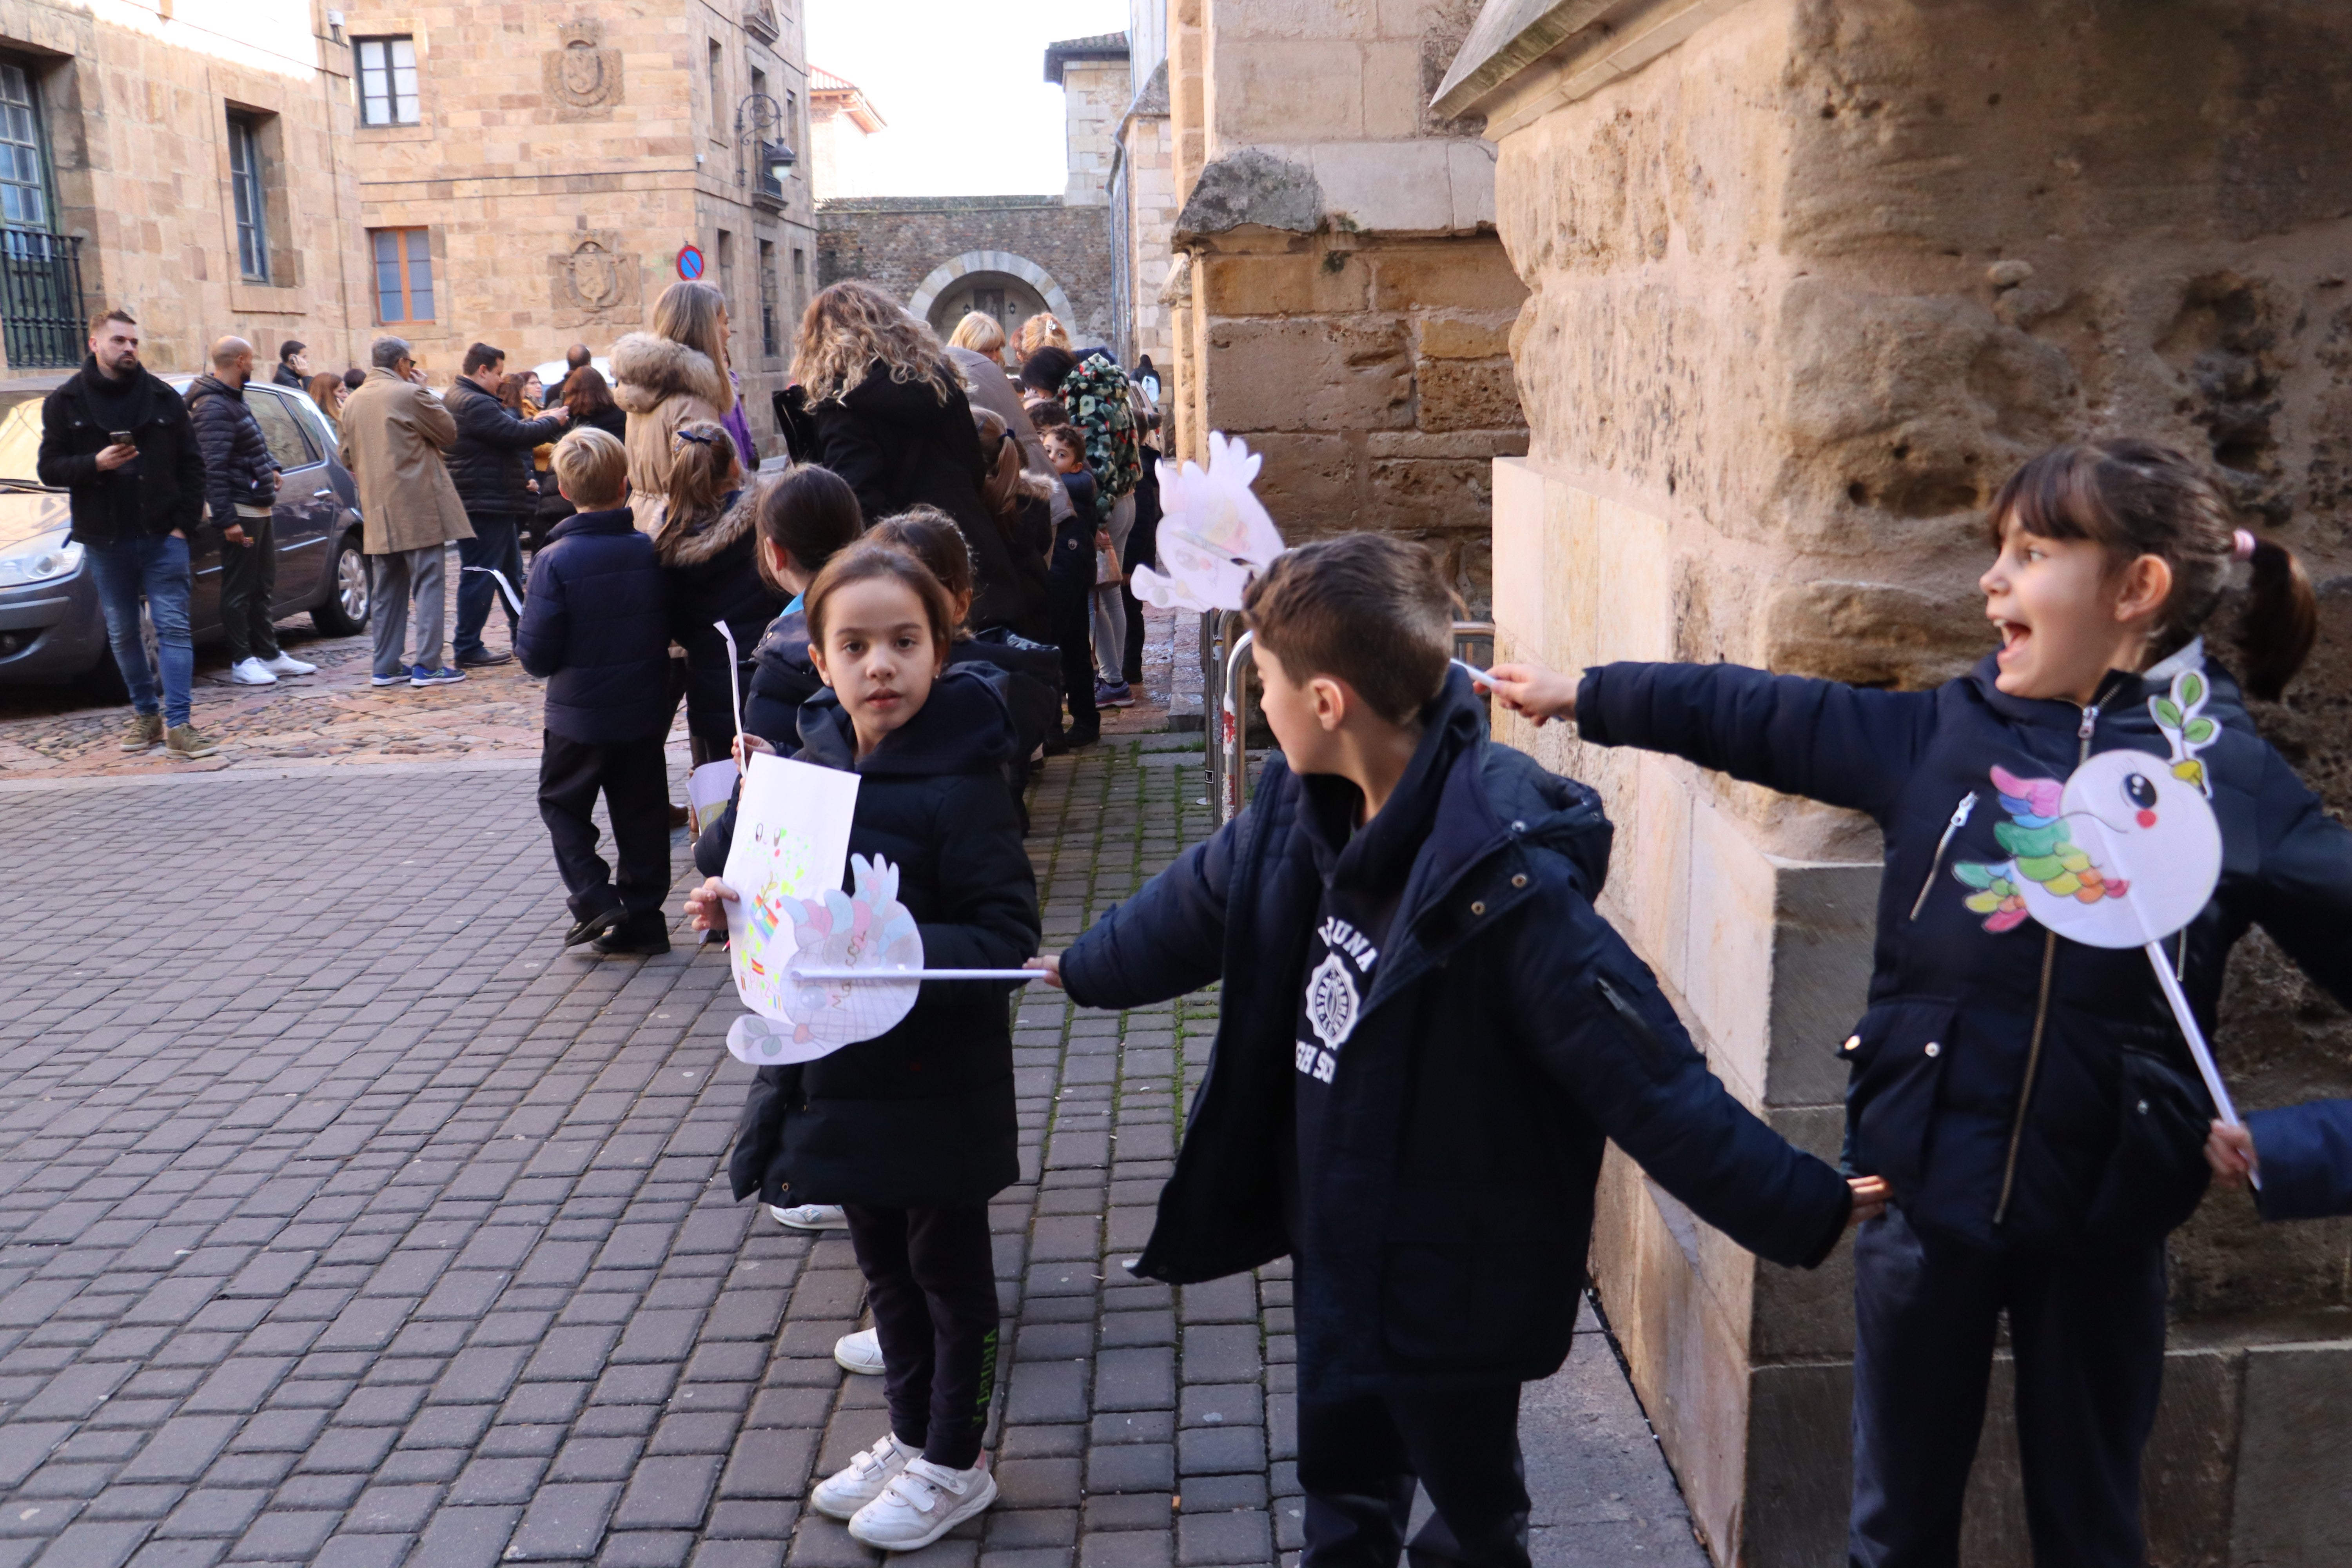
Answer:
[{"left": 36, "top": 307, "right": 216, "bottom": 759}]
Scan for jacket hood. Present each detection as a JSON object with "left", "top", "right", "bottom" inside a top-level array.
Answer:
[
  {"left": 1433, "top": 668, "right": 1612, "bottom": 899},
  {"left": 610, "top": 332, "right": 730, "bottom": 415},
  {"left": 656, "top": 487, "right": 754, "bottom": 568},
  {"left": 835, "top": 359, "right": 961, "bottom": 425},
  {"left": 796, "top": 665, "right": 1021, "bottom": 778}
]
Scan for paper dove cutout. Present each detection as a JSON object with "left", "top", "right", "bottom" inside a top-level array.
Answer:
[
  {"left": 1952, "top": 751, "right": 2221, "bottom": 948},
  {"left": 726, "top": 854, "right": 923, "bottom": 1065},
  {"left": 1131, "top": 432, "right": 1288, "bottom": 612}
]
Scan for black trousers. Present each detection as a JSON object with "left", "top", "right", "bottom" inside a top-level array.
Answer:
[
  {"left": 1298, "top": 1383, "right": 1531, "bottom": 1568},
  {"left": 537, "top": 730, "right": 672, "bottom": 932},
  {"left": 844, "top": 1203, "right": 999, "bottom": 1471},
  {"left": 1047, "top": 575, "right": 1098, "bottom": 736},
  {"left": 455, "top": 512, "right": 525, "bottom": 659},
  {"left": 1849, "top": 1205, "right": 2167, "bottom": 1568},
  {"left": 218, "top": 511, "right": 279, "bottom": 664}
]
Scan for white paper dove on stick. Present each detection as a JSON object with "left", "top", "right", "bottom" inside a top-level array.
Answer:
[{"left": 1131, "top": 432, "right": 1287, "bottom": 613}]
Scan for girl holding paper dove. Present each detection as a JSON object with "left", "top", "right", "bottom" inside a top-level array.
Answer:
[
  {"left": 684, "top": 541, "right": 1038, "bottom": 1553},
  {"left": 1484, "top": 439, "right": 2352, "bottom": 1568}
]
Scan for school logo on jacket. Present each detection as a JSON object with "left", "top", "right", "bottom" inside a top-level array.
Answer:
[{"left": 1296, "top": 917, "right": 1376, "bottom": 1085}]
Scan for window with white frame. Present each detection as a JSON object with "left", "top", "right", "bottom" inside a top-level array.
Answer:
[{"left": 356, "top": 37, "right": 420, "bottom": 126}]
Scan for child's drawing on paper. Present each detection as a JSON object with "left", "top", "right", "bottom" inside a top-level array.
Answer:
[{"left": 720, "top": 754, "right": 861, "bottom": 1024}]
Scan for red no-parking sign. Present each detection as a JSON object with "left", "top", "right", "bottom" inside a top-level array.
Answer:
[{"left": 677, "top": 245, "right": 705, "bottom": 281}]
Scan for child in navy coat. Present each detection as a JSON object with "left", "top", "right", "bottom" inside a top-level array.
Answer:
[
  {"left": 2209, "top": 1105, "right": 2352, "bottom": 1218},
  {"left": 515, "top": 426, "right": 674, "bottom": 956},
  {"left": 1038, "top": 535, "right": 1866, "bottom": 1568},
  {"left": 1487, "top": 439, "right": 2352, "bottom": 1568}
]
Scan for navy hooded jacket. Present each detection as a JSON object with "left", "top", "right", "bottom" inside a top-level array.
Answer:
[
  {"left": 515, "top": 505, "right": 671, "bottom": 742},
  {"left": 1058, "top": 671, "right": 1853, "bottom": 1401},
  {"left": 726, "top": 668, "right": 1040, "bottom": 1210},
  {"left": 1575, "top": 646, "right": 2352, "bottom": 1252}
]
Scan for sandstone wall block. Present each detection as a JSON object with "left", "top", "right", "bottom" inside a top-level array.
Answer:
[
  {"left": 1202, "top": 315, "right": 1413, "bottom": 433},
  {"left": 1414, "top": 354, "right": 1522, "bottom": 432}
]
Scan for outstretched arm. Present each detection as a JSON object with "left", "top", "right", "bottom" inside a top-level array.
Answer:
[
  {"left": 1519, "top": 897, "right": 1855, "bottom": 1267},
  {"left": 2248, "top": 752, "right": 2352, "bottom": 1013},
  {"left": 1056, "top": 810, "right": 1245, "bottom": 1011},
  {"left": 1572, "top": 661, "right": 1936, "bottom": 821}
]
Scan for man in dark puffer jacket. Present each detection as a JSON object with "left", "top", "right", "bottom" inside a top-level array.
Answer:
[
  {"left": 186, "top": 336, "right": 313, "bottom": 687},
  {"left": 516, "top": 426, "right": 671, "bottom": 956},
  {"left": 448, "top": 341, "right": 569, "bottom": 668}
]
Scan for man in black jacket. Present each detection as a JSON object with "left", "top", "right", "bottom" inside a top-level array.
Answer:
[
  {"left": 35, "top": 308, "right": 217, "bottom": 759},
  {"left": 1042, "top": 537, "right": 1871, "bottom": 1568},
  {"left": 447, "top": 341, "right": 568, "bottom": 668},
  {"left": 187, "top": 336, "right": 313, "bottom": 688},
  {"left": 271, "top": 340, "right": 309, "bottom": 390}
]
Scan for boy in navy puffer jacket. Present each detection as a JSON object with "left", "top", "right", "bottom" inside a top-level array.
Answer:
[
  {"left": 1040, "top": 535, "right": 1866, "bottom": 1568},
  {"left": 516, "top": 426, "right": 674, "bottom": 956}
]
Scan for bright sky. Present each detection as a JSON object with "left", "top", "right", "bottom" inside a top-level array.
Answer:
[{"left": 807, "top": 0, "right": 1129, "bottom": 196}]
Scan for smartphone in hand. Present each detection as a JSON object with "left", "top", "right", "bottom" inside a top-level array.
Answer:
[{"left": 108, "top": 430, "right": 135, "bottom": 448}]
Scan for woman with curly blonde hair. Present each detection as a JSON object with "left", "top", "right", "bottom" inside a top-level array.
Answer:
[{"left": 790, "top": 281, "right": 1042, "bottom": 635}]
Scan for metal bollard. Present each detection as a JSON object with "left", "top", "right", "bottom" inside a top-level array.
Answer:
[{"left": 1219, "top": 629, "right": 1255, "bottom": 824}]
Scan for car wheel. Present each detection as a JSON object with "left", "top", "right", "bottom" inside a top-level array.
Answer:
[{"left": 313, "top": 532, "right": 370, "bottom": 635}]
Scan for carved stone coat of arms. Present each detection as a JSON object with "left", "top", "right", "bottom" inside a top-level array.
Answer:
[{"left": 543, "top": 20, "right": 622, "bottom": 122}]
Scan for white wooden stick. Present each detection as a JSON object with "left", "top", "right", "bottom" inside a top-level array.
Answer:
[
  {"left": 715, "top": 619, "right": 746, "bottom": 749},
  {"left": 1453, "top": 657, "right": 1494, "bottom": 686},
  {"left": 786, "top": 967, "right": 1052, "bottom": 983}
]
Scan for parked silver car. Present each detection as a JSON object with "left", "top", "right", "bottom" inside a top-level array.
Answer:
[{"left": 0, "top": 374, "right": 369, "bottom": 688}]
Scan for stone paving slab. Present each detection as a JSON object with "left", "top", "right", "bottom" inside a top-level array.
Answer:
[{"left": 0, "top": 738, "right": 1702, "bottom": 1568}]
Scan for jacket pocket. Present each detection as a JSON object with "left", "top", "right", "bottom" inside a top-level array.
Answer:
[
  {"left": 1842, "top": 997, "right": 1957, "bottom": 1194},
  {"left": 2082, "top": 1045, "right": 2212, "bottom": 1243}
]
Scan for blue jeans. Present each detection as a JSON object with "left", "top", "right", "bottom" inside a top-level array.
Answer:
[
  {"left": 84, "top": 532, "right": 194, "bottom": 728},
  {"left": 455, "top": 512, "right": 524, "bottom": 660}
]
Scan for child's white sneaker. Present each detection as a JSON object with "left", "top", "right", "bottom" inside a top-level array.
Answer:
[
  {"left": 834, "top": 1327, "right": 884, "bottom": 1375},
  {"left": 848, "top": 1456, "right": 996, "bottom": 1551},
  {"left": 811, "top": 1433, "right": 917, "bottom": 1521},
  {"left": 770, "top": 1203, "right": 846, "bottom": 1230}
]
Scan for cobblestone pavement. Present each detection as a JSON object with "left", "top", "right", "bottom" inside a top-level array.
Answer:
[
  {"left": 0, "top": 739, "right": 1701, "bottom": 1568},
  {"left": 0, "top": 553, "right": 1189, "bottom": 782}
]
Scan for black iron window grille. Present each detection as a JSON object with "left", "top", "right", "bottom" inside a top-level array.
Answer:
[{"left": 0, "top": 227, "right": 83, "bottom": 369}]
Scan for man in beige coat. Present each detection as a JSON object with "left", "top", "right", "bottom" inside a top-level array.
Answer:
[{"left": 340, "top": 335, "right": 474, "bottom": 687}]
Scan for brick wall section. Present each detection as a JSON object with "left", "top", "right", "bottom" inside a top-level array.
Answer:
[{"left": 818, "top": 197, "right": 1117, "bottom": 348}]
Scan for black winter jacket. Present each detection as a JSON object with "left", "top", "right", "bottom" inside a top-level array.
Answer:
[
  {"left": 661, "top": 489, "right": 784, "bottom": 748},
  {"left": 951, "top": 629, "right": 1063, "bottom": 826},
  {"left": 446, "top": 376, "right": 566, "bottom": 517},
  {"left": 183, "top": 375, "right": 279, "bottom": 526},
  {"left": 515, "top": 505, "right": 671, "bottom": 742},
  {"left": 37, "top": 359, "right": 206, "bottom": 546},
  {"left": 1060, "top": 673, "right": 1853, "bottom": 1401},
  {"left": 810, "top": 362, "right": 1033, "bottom": 634},
  {"left": 1575, "top": 649, "right": 2352, "bottom": 1251},
  {"left": 740, "top": 602, "right": 822, "bottom": 753},
  {"left": 271, "top": 363, "right": 305, "bottom": 390},
  {"left": 727, "top": 669, "right": 1041, "bottom": 1210}
]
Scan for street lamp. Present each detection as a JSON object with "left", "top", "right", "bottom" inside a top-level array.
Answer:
[{"left": 734, "top": 93, "right": 797, "bottom": 192}]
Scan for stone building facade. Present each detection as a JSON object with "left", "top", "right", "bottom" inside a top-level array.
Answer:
[
  {"left": 1440, "top": 2, "right": 2352, "bottom": 1563},
  {"left": 0, "top": 0, "right": 366, "bottom": 378},
  {"left": 1107, "top": 25, "right": 1178, "bottom": 383},
  {"left": 341, "top": 1, "right": 818, "bottom": 452},
  {"left": 1150, "top": 0, "right": 1526, "bottom": 610},
  {"left": 814, "top": 38, "right": 1130, "bottom": 358}
]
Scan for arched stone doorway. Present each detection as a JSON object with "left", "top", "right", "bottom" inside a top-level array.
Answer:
[
  {"left": 909, "top": 250, "right": 1077, "bottom": 354},
  {"left": 929, "top": 271, "right": 1050, "bottom": 347}
]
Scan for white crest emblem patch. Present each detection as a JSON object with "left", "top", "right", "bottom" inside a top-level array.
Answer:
[{"left": 1305, "top": 953, "right": 1359, "bottom": 1051}]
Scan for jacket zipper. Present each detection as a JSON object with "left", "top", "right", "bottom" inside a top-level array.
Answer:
[
  {"left": 1993, "top": 689, "right": 2110, "bottom": 1225},
  {"left": 1907, "top": 792, "right": 1978, "bottom": 920}
]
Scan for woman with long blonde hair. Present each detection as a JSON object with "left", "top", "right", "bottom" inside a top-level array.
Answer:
[
  {"left": 791, "top": 281, "right": 1042, "bottom": 635},
  {"left": 611, "top": 278, "right": 732, "bottom": 532}
]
